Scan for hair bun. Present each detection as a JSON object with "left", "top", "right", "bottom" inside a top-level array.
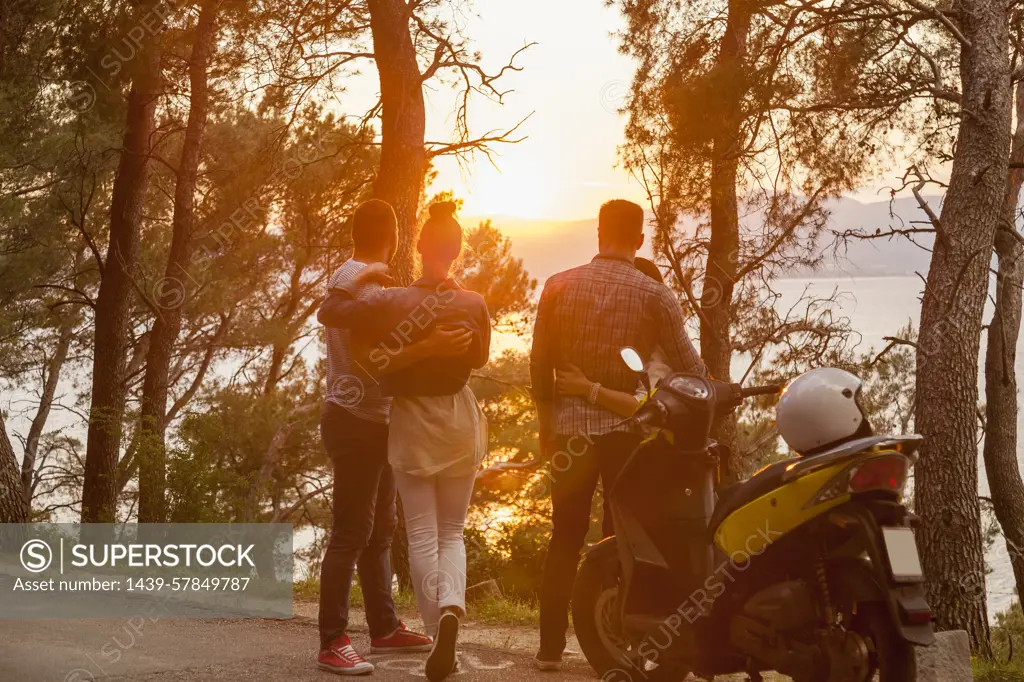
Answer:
[{"left": 428, "top": 201, "right": 457, "bottom": 220}]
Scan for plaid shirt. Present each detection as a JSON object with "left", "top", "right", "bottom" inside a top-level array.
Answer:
[{"left": 530, "top": 254, "right": 705, "bottom": 436}]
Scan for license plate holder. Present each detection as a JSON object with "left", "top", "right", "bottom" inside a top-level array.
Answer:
[{"left": 882, "top": 527, "right": 924, "bottom": 582}]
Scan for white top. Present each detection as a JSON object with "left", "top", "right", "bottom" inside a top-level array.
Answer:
[{"left": 387, "top": 385, "right": 488, "bottom": 478}]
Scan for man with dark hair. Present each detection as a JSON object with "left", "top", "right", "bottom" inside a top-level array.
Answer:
[
  {"left": 317, "top": 198, "right": 471, "bottom": 675},
  {"left": 351, "top": 199, "right": 400, "bottom": 254},
  {"left": 596, "top": 198, "right": 645, "bottom": 245},
  {"left": 529, "top": 199, "right": 706, "bottom": 670}
]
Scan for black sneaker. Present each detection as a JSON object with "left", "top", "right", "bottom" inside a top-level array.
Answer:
[{"left": 425, "top": 612, "right": 459, "bottom": 682}]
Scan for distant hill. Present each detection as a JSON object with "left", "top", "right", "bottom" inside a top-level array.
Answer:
[
  {"left": 466, "top": 195, "right": 938, "bottom": 285},
  {"left": 813, "top": 196, "right": 937, "bottom": 278}
]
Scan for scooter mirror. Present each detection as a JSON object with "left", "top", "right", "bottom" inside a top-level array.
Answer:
[{"left": 620, "top": 347, "right": 645, "bottom": 373}]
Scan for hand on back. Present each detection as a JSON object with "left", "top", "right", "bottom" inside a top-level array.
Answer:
[
  {"left": 355, "top": 262, "right": 393, "bottom": 286},
  {"left": 555, "top": 363, "right": 594, "bottom": 397},
  {"left": 422, "top": 325, "right": 474, "bottom": 357}
]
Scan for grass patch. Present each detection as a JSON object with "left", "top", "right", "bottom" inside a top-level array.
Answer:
[
  {"left": 393, "top": 588, "right": 419, "bottom": 611},
  {"left": 973, "top": 658, "right": 1024, "bottom": 682},
  {"left": 293, "top": 577, "right": 538, "bottom": 627},
  {"left": 293, "top": 578, "right": 418, "bottom": 612},
  {"left": 294, "top": 576, "right": 322, "bottom": 602},
  {"left": 467, "top": 596, "right": 540, "bottom": 627}
]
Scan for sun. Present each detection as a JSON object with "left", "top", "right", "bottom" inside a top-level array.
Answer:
[{"left": 431, "top": 154, "right": 562, "bottom": 220}]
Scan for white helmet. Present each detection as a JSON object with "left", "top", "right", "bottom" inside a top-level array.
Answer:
[{"left": 776, "top": 368, "right": 872, "bottom": 455}]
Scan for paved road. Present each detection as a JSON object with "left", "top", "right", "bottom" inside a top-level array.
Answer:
[{"left": 0, "top": 616, "right": 598, "bottom": 682}]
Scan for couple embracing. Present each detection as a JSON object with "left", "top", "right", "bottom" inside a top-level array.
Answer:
[{"left": 316, "top": 200, "right": 489, "bottom": 682}]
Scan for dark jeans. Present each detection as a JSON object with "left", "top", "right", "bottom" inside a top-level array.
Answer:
[
  {"left": 539, "top": 431, "right": 641, "bottom": 657},
  {"left": 319, "top": 402, "right": 400, "bottom": 649}
]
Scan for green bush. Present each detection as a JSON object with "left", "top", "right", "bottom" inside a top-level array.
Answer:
[
  {"left": 991, "top": 600, "right": 1024, "bottom": 664},
  {"left": 466, "top": 521, "right": 550, "bottom": 602}
]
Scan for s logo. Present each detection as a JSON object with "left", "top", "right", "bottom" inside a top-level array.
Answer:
[{"left": 20, "top": 539, "right": 53, "bottom": 573}]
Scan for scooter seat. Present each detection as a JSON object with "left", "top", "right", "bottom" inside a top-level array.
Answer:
[{"left": 708, "top": 457, "right": 799, "bottom": 536}]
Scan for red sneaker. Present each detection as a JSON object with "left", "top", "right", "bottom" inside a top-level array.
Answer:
[
  {"left": 370, "top": 621, "right": 433, "bottom": 653},
  {"left": 318, "top": 635, "right": 374, "bottom": 675}
]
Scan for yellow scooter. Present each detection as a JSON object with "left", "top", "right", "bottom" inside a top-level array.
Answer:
[{"left": 571, "top": 349, "right": 934, "bottom": 682}]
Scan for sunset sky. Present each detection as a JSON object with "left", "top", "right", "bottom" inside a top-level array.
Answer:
[
  {"left": 329, "top": 0, "right": 922, "bottom": 223},
  {"left": 399, "top": 1, "right": 927, "bottom": 222},
  {"left": 340, "top": 0, "right": 646, "bottom": 221},
  {"left": 424, "top": 0, "right": 644, "bottom": 220}
]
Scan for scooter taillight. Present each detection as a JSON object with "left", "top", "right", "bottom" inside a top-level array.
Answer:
[
  {"left": 808, "top": 453, "right": 911, "bottom": 507},
  {"left": 903, "top": 607, "right": 934, "bottom": 625},
  {"left": 848, "top": 455, "right": 908, "bottom": 494}
]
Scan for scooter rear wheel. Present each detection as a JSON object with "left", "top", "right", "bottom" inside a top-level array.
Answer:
[
  {"left": 571, "top": 557, "right": 690, "bottom": 682},
  {"left": 855, "top": 602, "right": 917, "bottom": 682}
]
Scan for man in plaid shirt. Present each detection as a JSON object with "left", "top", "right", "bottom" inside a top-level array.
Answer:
[{"left": 529, "top": 199, "right": 705, "bottom": 669}]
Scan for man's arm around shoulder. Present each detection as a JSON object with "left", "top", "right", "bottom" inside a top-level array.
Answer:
[
  {"left": 317, "top": 284, "right": 392, "bottom": 330},
  {"left": 318, "top": 262, "right": 394, "bottom": 329}
]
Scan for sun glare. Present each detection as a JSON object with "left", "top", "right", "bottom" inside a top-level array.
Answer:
[{"left": 433, "top": 158, "right": 559, "bottom": 220}]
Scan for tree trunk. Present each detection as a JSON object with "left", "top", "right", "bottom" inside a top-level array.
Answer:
[
  {"left": 702, "top": 0, "right": 750, "bottom": 480},
  {"left": 262, "top": 260, "right": 310, "bottom": 395},
  {"left": 0, "top": 415, "right": 27, "bottom": 523},
  {"left": 21, "top": 317, "right": 74, "bottom": 506},
  {"left": 366, "top": 0, "right": 427, "bottom": 589},
  {"left": 367, "top": 0, "right": 426, "bottom": 286},
  {"left": 137, "top": 1, "right": 216, "bottom": 524},
  {"left": 913, "top": 0, "right": 1011, "bottom": 654},
  {"left": 264, "top": 344, "right": 287, "bottom": 395},
  {"left": 0, "top": 0, "right": 8, "bottom": 76},
  {"left": 983, "top": 80, "right": 1024, "bottom": 602},
  {"left": 81, "top": 5, "right": 164, "bottom": 523},
  {"left": 241, "top": 404, "right": 317, "bottom": 522}
]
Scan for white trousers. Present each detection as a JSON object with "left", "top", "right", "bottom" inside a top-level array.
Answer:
[{"left": 395, "top": 471, "right": 476, "bottom": 637}]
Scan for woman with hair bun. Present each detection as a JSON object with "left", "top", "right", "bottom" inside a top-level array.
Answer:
[{"left": 318, "top": 201, "right": 490, "bottom": 681}]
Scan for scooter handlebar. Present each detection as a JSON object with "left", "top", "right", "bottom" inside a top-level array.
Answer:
[
  {"left": 623, "top": 383, "right": 779, "bottom": 431},
  {"left": 739, "top": 384, "right": 783, "bottom": 398},
  {"left": 632, "top": 409, "right": 661, "bottom": 427},
  {"left": 629, "top": 400, "right": 669, "bottom": 429}
]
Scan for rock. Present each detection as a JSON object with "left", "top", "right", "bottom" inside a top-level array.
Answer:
[
  {"left": 915, "top": 630, "right": 972, "bottom": 682},
  {"left": 465, "top": 579, "right": 502, "bottom": 604}
]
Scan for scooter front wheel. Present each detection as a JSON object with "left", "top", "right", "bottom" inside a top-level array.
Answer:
[{"left": 571, "top": 556, "right": 690, "bottom": 682}]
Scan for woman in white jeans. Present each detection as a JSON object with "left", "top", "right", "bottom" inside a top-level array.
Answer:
[
  {"left": 393, "top": 387, "right": 486, "bottom": 633},
  {"left": 317, "top": 202, "right": 490, "bottom": 682}
]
